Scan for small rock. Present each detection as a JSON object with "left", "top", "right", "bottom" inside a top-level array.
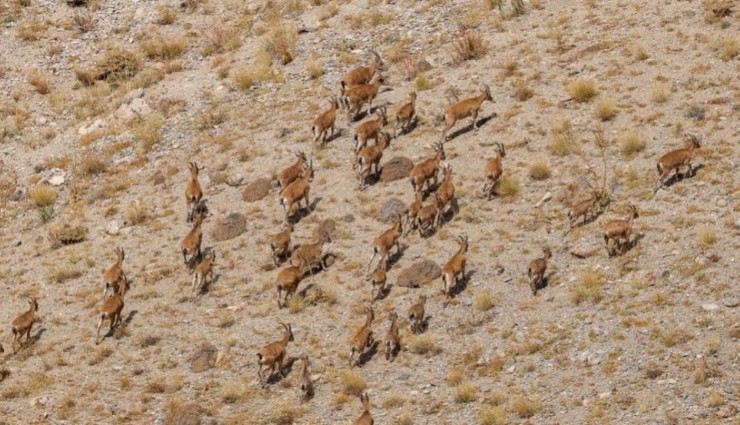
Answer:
[
  {"left": 124, "top": 88, "right": 144, "bottom": 103},
  {"left": 12, "top": 240, "right": 21, "bottom": 247},
  {"left": 377, "top": 197, "right": 406, "bottom": 223},
  {"left": 210, "top": 213, "right": 247, "bottom": 241},
  {"left": 701, "top": 303, "right": 719, "bottom": 311},
  {"left": 722, "top": 297, "right": 739, "bottom": 308},
  {"left": 190, "top": 343, "right": 218, "bottom": 373},
  {"left": 570, "top": 239, "right": 600, "bottom": 258},
  {"left": 106, "top": 221, "right": 120, "bottom": 236},
  {"left": 695, "top": 255, "right": 709, "bottom": 266},
  {"left": 716, "top": 198, "right": 728, "bottom": 207},
  {"left": 717, "top": 403, "right": 737, "bottom": 419},
  {"left": 380, "top": 156, "right": 413, "bottom": 182},
  {"left": 396, "top": 260, "right": 441, "bottom": 288},
  {"left": 242, "top": 177, "right": 272, "bottom": 202},
  {"left": 49, "top": 175, "right": 65, "bottom": 186}
]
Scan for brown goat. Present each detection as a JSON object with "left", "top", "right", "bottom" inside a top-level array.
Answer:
[
  {"left": 290, "top": 232, "right": 331, "bottom": 276},
  {"left": 441, "top": 84, "right": 494, "bottom": 141},
  {"left": 96, "top": 278, "right": 129, "bottom": 344},
  {"left": 384, "top": 310, "right": 400, "bottom": 361},
  {"left": 403, "top": 192, "right": 424, "bottom": 236},
  {"left": 407, "top": 294, "right": 426, "bottom": 334},
  {"left": 102, "top": 247, "right": 127, "bottom": 299},
  {"left": 299, "top": 354, "right": 314, "bottom": 401},
  {"left": 481, "top": 142, "right": 505, "bottom": 199},
  {"left": 368, "top": 261, "right": 387, "bottom": 302},
  {"left": 279, "top": 160, "right": 314, "bottom": 224},
  {"left": 312, "top": 97, "right": 340, "bottom": 148},
  {"left": 185, "top": 162, "right": 203, "bottom": 223},
  {"left": 277, "top": 151, "right": 308, "bottom": 190},
  {"left": 414, "top": 193, "right": 441, "bottom": 237},
  {"left": 655, "top": 133, "right": 701, "bottom": 193},
  {"left": 435, "top": 164, "right": 456, "bottom": 226},
  {"left": 353, "top": 107, "right": 388, "bottom": 154},
  {"left": 191, "top": 250, "right": 216, "bottom": 301},
  {"left": 270, "top": 224, "right": 294, "bottom": 266},
  {"left": 410, "top": 142, "right": 445, "bottom": 195},
  {"left": 567, "top": 195, "right": 598, "bottom": 227},
  {"left": 527, "top": 247, "right": 551, "bottom": 295},
  {"left": 441, "top": 235, "right": 468, "bottom": 306},
  {"left": 11, "top": 297, "right": 38, "bottom": 353},
  {"left": 394, "top": 91, "right": 417, "bottom": 137},
  {"left": 341, "top": 49, "right": 385, "bottom": 93},
  {"left": 352, "top": 392, "right": 374, "bottom": 425},
  {"left": 367, "top": 220, "right": 403, "bottom": 273},
  {"left": 257, "top": 323, "right": 294, "bottom": 384},
  {"left": 349, "top": 307, "right": 374, "bottom": 368},
  {"left": 180, "top": 211, "right": 204, "bottom": 270},
  {"left": 343, "top": 73, "right": 386, "bottom": 121},
  {"left": 276, "top": 259, "right": 304, "bottom": 309},
  {"left": 355, "top": 132, "right": 391, "bottom": 191},
  {"left": 603, "top": 204, "right": 639, "bottom": 256}
]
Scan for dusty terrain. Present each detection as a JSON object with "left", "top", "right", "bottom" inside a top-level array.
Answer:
[{"left": 0, "top": 0, "right": 738, "bottom": 424}]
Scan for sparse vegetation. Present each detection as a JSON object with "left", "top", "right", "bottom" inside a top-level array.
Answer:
[
  {"left": 566, "top": 79, "right": 598, "bottom": 102},
  {"left": 452, "top": 30, "right": 489, "bottom": 63},
  {"left": 618, "top": 129, "right": 646, "bottom": 157},
  {"left": 594, "top": 97, "right": 616, "bottom": 120},
  {"left": 528, "top": 158, "right": 551, "bottom": 180}
]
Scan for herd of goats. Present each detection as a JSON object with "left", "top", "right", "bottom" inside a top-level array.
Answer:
[{"left": 4, "top": 49, "right": 703, "bottom": 423}]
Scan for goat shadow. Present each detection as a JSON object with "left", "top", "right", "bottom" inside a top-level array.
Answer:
[
  {"left": 532, "top": 273, "right": 552, "bottom": 295},
  {"left": 317, "top": 128, "right": 344, "bottom": 149},
  {"left": 287, "top": 197, "right": 322, "bottom": 224},
  {"left": 607, "top": 233, "right": 645, "bottom": 257},
  {"left": 446, "top": 269, "right": 478, "bottom": 302},
  {"left": 661, "top": 163, "right": 704, "bottom": 189},
  {"left": 445, "top": 113, "right": 497, "bottom": 142},
  {"left": 262, "top": 356, "right": 299, "bottom": 386},
  {"left": 396, "top": 116, "right": 420, "bottom": 137},
  {"left": 355, "top": 341, "right": 381, "bottom": 368}
]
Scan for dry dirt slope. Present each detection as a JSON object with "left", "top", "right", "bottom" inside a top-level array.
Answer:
[{"left": 0, "top": 0, "right": 738, "bottom": 424}]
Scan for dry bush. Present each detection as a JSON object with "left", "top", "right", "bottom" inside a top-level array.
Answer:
[
  {"left": 547, "top": 122, "right": 577, "bottom": 156},
  {"left": 47, "top": 264, "right": 83, "bottom": 283},
  {"left": 30, "top": 185, "right": 56, "bottom": 207},
  {"left": 306, "top": 54, "right": 323, "bottom": 79},
  {"left": 718, "top": 37, "right": 739, "bottom": 61},
  {"left": 479, "top": 406, "right": 506, "bottom": 425},
  {"left": 409, "top": 335, "right": 441, "bottom": 355},
  {"left": 697, "top": 226, "right": 717, "bottom": 250},
  {"left": 141, "top": 34, "right": 188, "bottom": 61},
  {"left": 452, "top": 30, "right": 489, "bottom": 64},
  {"left": 510, "top": 0, "right": 526, "bottom": 16},
  {"left": 80, "top": 156, "right": 106, "bottom": 176},
  {"left": 126, "top": 201, "right": 147, "bottom": 225},
  {"left": 413, "top": 74, "right": 434, "bottom": 91},
  {"left": 96, "top": 48, "right": 142, "bottom": 84},
  {"left": 27, "top": 70, "right": 50, "bottom": 95},
  {"left": 511, "top": 78, "right": 533, "bottom": 101},
  {"left": 651, "top": 84, "right": 670, "bottom": 103},
  {"left": 566, "top": 79, "right": 598, "bottom": 102},
  {"left": 631, "top": 44, "right": 649, "bottom": 61},
  {"left": 73, "top": 11, "right": 95, "bottom": 33},
  {"left": 594, "top": 97, "right": 616, "bottom": 121},
  {"left": 131, "top": 114, "right": 164, "bottom": 152},
  {"left": 231, "top": 68, "right": 254, "bottom": 91},
  {"left": 570, "top": 269, "right": 603, "bottom": 305},
  {"left": 509, "top": 395, "right": 542, "bottom": 418},
  {"left": 474, "top": 290, "right": 495, "bottom": 312},
  {"left": 455, "top": 382, "right": 478, "bottom": 403},
  {"left": 618, "top": 129, "right": 646, "bottom": 157},
  {"left": 262, "top": 26, "right": 297, "bottom": 65},
  {"left": 182, "top": 0, "right": 204, "bottom": 12},
  {"left": 527, "top": 158, "right": 551, "bottom": 180},
  {"left": 221, "top": 382, "right": 245, "bottom": 404},
  {"left": 16, "top": 19, "right": 46, "bottom": 41},
  {"left": 339, "top": 370, "right": 366, "bottom": 396},
  {"left": 202, "top": 26, "right": 242, "bottom": 55},
  {"left": 497, "top": 175, "right": 520, "bottom": 199},
  {"left": 156, "top": 6, "right": 177, "bottom": 25}
]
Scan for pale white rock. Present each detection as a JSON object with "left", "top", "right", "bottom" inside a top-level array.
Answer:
[
  {"left": 701, "top": 303, "right": 719, "bottom": 311},
  {"left": 49, "top": 175, "right": 65, "bottom": 186},
  {"left": 106, "top": 221, "right": 120, "bottom": 235}
]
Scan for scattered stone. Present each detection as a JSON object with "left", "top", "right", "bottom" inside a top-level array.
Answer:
[
  {"left": 242, "top": 177, "right": 272, "bottom": 202},
  {"left": 716, "top": 198, "right": 728, "bottom": 207},
  {"left": 210, "top": 213, "right": 246, "bottom": 241},
  {"left": 49, "top": 224, "right": 88, "bottom": 248},
  {"left": 695, "top": 255, "right": 709, "bottom": 266},
  {"left": 12, "top": 240, "right": 21, "bottom": 247},
  {"left": 701, "top": 303, "right": 719, "bottom": 311},
  {"left": 380, "top": 156, "right": 413, "bottom": 182},
  {"left": 190, "top": 343, "right": 218, "bottom": 373},
  {"left": 722, "top": 297, "right": 739, "bottom": 308},
  {"left": 396, "top": 260, "right": 441, "bottom": 288},
  {"left": 717, "top": 403, "right": 737, "bottom": 419},
  {"left": 377, "top": 197, "right": 406, "bottom": 223},
  {"left": 106, "top": 221, "right": 120, "bottom": 236},
  {"left": 49, "top": 175, "right": 65, "bottom": 186},
  {"left": 78, "top": 119, "right": 105, "bottom": 136},
  {"left": 570, "top": 239, "right": 600, "bottom": 258},
  {"left": 152, "top": 170, "right": 166, "bottom": 186},
  {"left": 124, "top": 88, "right": 144, "bottom": 103}
]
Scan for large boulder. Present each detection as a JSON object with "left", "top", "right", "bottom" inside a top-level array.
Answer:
[
  {"left": 210, "top": 213, "right": 246, "bottom": 241},
  {"left": 380, "top": 156, "right": 413, "bottom": 182},
  {"left": 190, "top": 343, "right": 218, "bottom": 373},
  {"left": 396, "top": 260, "right": 441, "bottom": 288},
  {"left": 242, "top": 177, "right": 272, "bottom": 202},
  {"left": 377, "top": 198, "right": 406, "bottom": 223}
]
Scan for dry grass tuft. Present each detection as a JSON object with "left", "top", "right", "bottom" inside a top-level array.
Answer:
[
  {"left": 231, "top": 68, "right": 254, "bottom": 91},
  {"left": 202, "top": 26, "right": 242, "bottom": 55},
  {"left": 141, "top": 34, "right": 188, "bottom": 60},
  {"left": 697, "top": 226, "right": 717, "bottom": 251},
  {"left": 409, "top": 335, "right": 441, "bottom": 356},
  {"left": 479, "top": 406, "right": 506, "bottom": 425},
  {"left": 27, "top": 70, "right": 51, "bottom": 94},
  {"left": 651, "top": 84, "right": 670, "bottom": 103},
  {"left": 570, "top": 269, "right": 603, "bottom": 305},
  {"left": 414, "top": 74, "right": 434, "bottom": 91},
  {"left": 566, "top": 79, "right": 598, "bottom": 102},
  {"left": 511, "top": 78, "right": 534, "bottom": 101},
  {"left": 30, "top": 185, "right": 57, "bottom": 207},
  {"left": 80, "top": 156, "right": 107, "bottom": 176},
  {"left": 306, "top": 54, "right": 324, "bottom": 79},
  {"left": 131, "top": 114, "right": 164, "bottom": 152},
  {"left": 339, "top": 370, "right": 366, "bottom": 396},
  {"left": 496, "top": 175, "right": 520, "bottom": 200},
  {"left": 474, "top": 290, "right": 495, "bottom": 312},
  {"left": 126, "top": 201, "right": 147, "bottom": 225},
  {"left": 455, "top": 382, "right": 478, "bottom": 403},
  {"left": 527, "top": 158, "right": 551, "bottom": 180},
  {"left": 594, "top": 97, "right": 617, "bottom": 121},
  {"left": 618, "top": 129, "right": 646, "bottom": 157},
  {"left": 96, "top": 48, "right": 142, "bottom": 84},
  {"left": 509, "top": 395, "right": 542, "bottom": 418},
  {"left": 452, "top": 30, "right": 489, "bottom": 64},
  {"left": 262, "top": 26, "right": 297, "bottom": 65}
]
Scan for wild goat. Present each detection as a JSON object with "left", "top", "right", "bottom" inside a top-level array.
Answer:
[
  {"left": 435, "top": 164, "right": 456, "bottom": 226},
  {"left": 368, "top": 261, "right": 387, "bottom": 302},
  {"left": 343, "top": 73, "right": 386, "bottom": 121},
  {"left": 277, "top": 151, "right": 308, "bottom": 190},
  {"left": 384, "top": 310, "right": 400, "bottom": 361},
  {"left": 441, "top": 235, "right": 468, "bottom": 306},
  {"left": 279, "top": 160, "right": 314, "bottom": 224},
  {"left": 276, "top": 259, "right": 304, "bottom": 309},
  {"left": 191, "top": 250, "right": 215, "bottom": 301},
  {"left": 185, "top": 162, "right": 203, "bottom": 223},
  {"left": 603, "top": 204, "right": 639, "bottom": 256},
  {"left": 367, "top": 220, "right": 403, "bottom": 273},
  {"left": 568, "top": 195, "right": 598, "bottom": 227},
  {"left": 407, "top": 294, "right": 426, "bottom": 334},
  {"left": 353, "top": 107, "right": 388, "bottom": 154},
  {"left": 349, "top": 306, "right": 374, "bottom": 368},
  {"left": 394, "top": 91, "right": 417, "bottom": 137},
  {"left": 290, "top": 233, "right": 331, "bottom": 275},
  {"left": 655, "top": 133, "right": 701, "bottom": 193},
  {"left": 441, "top": 84, "right": 494, "bottom": 141},
  {"left": 11, "top": 297, "right": 38, "bottom": 353},
  {"left": 527, "top": 247, "right": 551, "bottom": 295},
  {"left": 352, "top": 393, "right": 373, "bottom": 425},
  {"left": 403, "top": 192, "right": 424, "bottom": 236},
  {"left": 355, "top": 132, "right": 391, "bottom": 191},
  {"left": 180, "top": 211, "right": 204, "bottom": 270},
  {"left": 270, "top": 224, "right": 294, "bottom": 266},
  {"left": 414, "top": 193, "right": 441, "bottom": 237},
  {"left": 341, "top": 49, "right": 385, "bottom": 93},
  {"left": 102, "top": 247, "right": 127, "bottom": 299},
  {"left": 481, "top": 142, "right": 505, "bottom": 200},
  {"left": 96, "top": 278, "right": 129, "bottom": 344},
  {"left": 410, "top": 142, "right": 445, "bottom": 195},
  {"left": 257, "top": 323, "right": 294, "bottom": 384},
  {"left": 312, "top": 97, "right": 339, "bottom": 148},
  {"left": 299, "top": 354, "right": 314, "bottom": 401}
]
